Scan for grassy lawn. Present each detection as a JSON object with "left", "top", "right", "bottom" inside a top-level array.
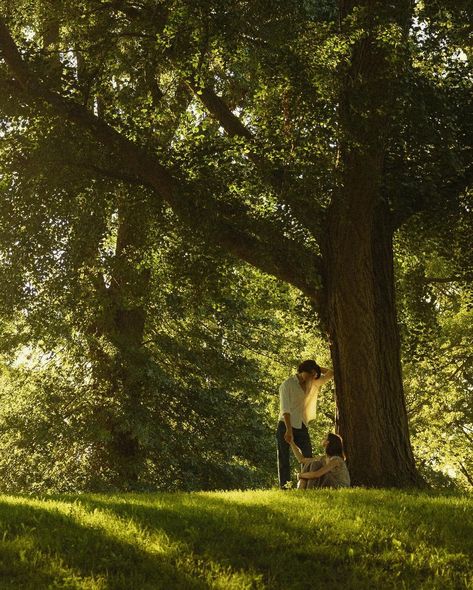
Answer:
[{"left": 0, "top": 488, "right": 471, "bottom": 589}]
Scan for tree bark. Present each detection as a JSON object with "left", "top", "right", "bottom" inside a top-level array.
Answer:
[
  {"left": 320, "top": 2, "right": 421, "bottom": 486},
  {"left": 323, "top": 176, "right": 419, "bottom": 486}
]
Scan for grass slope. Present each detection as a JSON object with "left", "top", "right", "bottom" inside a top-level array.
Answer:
[{"left": 0, "top": 489, "right": 471, "bottom": 589}]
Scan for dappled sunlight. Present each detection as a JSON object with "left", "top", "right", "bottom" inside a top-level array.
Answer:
[
  {"left": 0, "top": 490, "right": 471, "bottom": 588},
  {"left": 5, "top": 489, "right": 464, "bottom": 588},
  {"left": 0, "top": 496, "right": 199, "bottom": 589}
]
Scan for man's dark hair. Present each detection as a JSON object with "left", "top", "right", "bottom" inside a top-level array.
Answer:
[
  {"left": 297, "top": 359, "right": 321, "bottom": 378},
  {"left": 326, "top": 433, "right": 345, "bottom": 459}
]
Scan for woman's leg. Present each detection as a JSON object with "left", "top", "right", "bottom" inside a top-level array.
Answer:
[{"left": 300, "top": 459, "right": 324, "bottom": 490}]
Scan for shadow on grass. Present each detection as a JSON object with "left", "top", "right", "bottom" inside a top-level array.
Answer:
[
  {"left": 0, "top": 490, "right": 471, "bottom": 589},
  {"left": 62, "top": 490, "right": 472, "bottom": 589},
  {"left": 0, "top": 498, "right": 205, "bottom": 590}
]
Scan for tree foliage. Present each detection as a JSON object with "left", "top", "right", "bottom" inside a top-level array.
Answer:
[{"left": 0, "top": 0, "right": 470, "bottom": 490}]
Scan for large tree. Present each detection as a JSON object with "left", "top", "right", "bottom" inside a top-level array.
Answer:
[{"left": 0, "top": 0, "right": 470, "bottom": 486}]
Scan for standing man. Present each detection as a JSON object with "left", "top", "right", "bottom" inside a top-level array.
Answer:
[{"left": 276, "top": 359, "right": 334, "bottom": 489}]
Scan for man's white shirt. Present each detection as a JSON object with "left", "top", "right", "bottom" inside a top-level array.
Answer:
[{"left": 279, "top": 374, "right": 320, "bottom": 428}]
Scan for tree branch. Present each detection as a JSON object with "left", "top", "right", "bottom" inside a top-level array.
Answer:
[
  {"left": 191, "top": 82, "right": 254, "bottom": 140},
  {"left": 392, "top": 164, "right": 473, "bottom": 231},
  {"left": 458, "top": 462, "right": 473, "bottom": 487},
  {"left": 0, "top": 19, "right": 323, "bottom": 304},
  {"left": 424, "top": 276, "right": 471, "bottom": 284},
  {"left": 188, "top": 80, "right": 327, "bottom": 239}
]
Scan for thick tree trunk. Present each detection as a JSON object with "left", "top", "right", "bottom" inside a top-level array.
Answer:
[
  {"left": 319, "top": 1, "right": 421, "bottom": 487},
  {"left": 322, "top": 159, "right": 419, "bottom": 486},
  {"left": 91, "top": 199, "right": 152, "bottom": 489}
]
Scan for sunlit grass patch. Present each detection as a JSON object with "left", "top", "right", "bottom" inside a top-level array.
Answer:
[{"left": 0, "top": 489, "right": 471, "bottom": 589}]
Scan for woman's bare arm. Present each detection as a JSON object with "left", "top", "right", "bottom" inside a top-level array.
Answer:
[
  {"left": 289, "top": 441, "right": 313, "bottom": 464},
  {"left": 299, "top": 457, "right": 341, "bottom": 480}
]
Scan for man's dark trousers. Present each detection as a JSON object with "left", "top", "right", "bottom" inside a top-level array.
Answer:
[{"left": 276, "top": 421, "right": 312, "bottom": 488}]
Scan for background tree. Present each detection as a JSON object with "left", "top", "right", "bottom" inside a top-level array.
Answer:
[
  {"left": 396, "top": 203, "right": 472, "bottom": 489},
  {"left": 0, "top": 111, "right": 332, "bottom": 491}
]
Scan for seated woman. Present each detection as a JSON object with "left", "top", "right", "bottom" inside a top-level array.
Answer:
[{"left": 290, "top": 432, "right": 350, "bottom": 489}]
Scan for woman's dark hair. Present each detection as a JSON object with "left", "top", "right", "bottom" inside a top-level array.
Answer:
[
  {"left": 298, "top": 359, "right": 321, "bottom": 378},
  {"left": 325, "top": 433, "right": 345, "bottom": 459}
]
